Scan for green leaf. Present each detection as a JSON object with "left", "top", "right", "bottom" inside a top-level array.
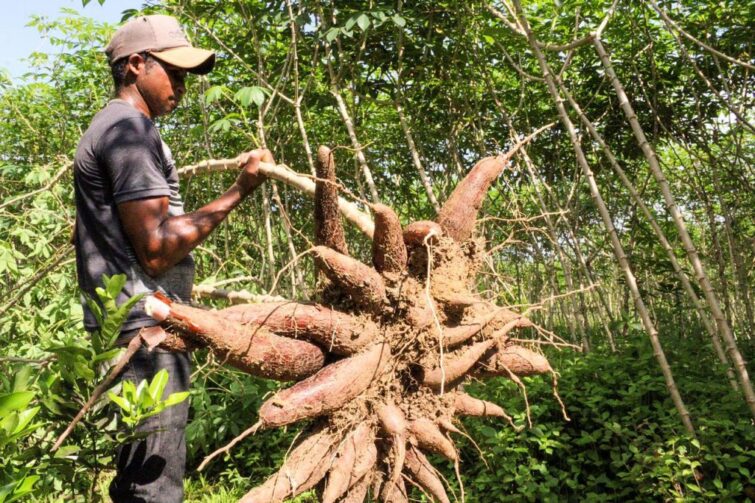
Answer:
[
  {"left": 11, "top": 366, "right": 32, "bottom": 393},
  {"left": 204, "top": 85, "right": 225, "bottom": 105},
  {"left": 84, "top": 296, "right": 104, "bottom": 333},
  {"left": 209, "top": 117, "right": 232, "bottom": 133},
  {"left": 92, "top": 347, "right": 123, "bottom": 365},
  {"left": 356, "top": 14, "right": 370, "bottom": 31},
  {"left": 0, "top": 391, "right": 34, "bottom": 416},
  {"left": 234, "top": 86, "right": 254, "bottom": 107},
  {"left": 162, "top": 391, "right": 189, "bottom": 408},
  {"left": 5, "top": 475, "right": 39, "bottom": 503},
  {"left": 99, "top": 292, "right": 144, "bottom": 350},
  {"left": 234, "top": 86, "right": 266, "bottom": 108},
  {"left": 122, "top": 380, "right": 136, "bottom": 404},
  {"left": 103, "top": 274, "right": 127, "bottom": 300},
  {"left": 53, "top": 445, "right": 79, "bottom": 459},
  {"left": 135, "top": 380, "right": 147, "bottom": 403},
  {"left": 107, "top": 391, "right": 130, "bottom": 411},
  {"left": 148, "top": 369, "right": 169, "bottom": 402},
  {"left": 251, "top": 87, "right": 266, "bottom": 107},
  {"left": 325, "top": 27, "right": 340, "bottom": 42},
  {"left": 11, "top": 406, "right": 39, "bottom": 436},
  {"left": 392, "top": 14, "right": 406, "bottom": 27},
  {"left": 0, "top": 412, "right": 19, "bottom": 436},
  {"left": 139, "top": 404, "right": 165, "bottom": 421},
  {"left": 0, "top": 480, "right": 15, "bottom": 501}
]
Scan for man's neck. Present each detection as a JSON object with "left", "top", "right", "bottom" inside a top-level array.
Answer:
[{"left": 117, "top": 87, "right": 152, "bottom": 119}]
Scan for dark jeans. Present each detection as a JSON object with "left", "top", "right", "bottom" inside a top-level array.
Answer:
[{"left": 109, "top": 331, "right": 191, "bottom": 503}]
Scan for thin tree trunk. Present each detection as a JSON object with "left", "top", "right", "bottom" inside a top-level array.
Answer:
[
  {"left": 509, "top": 0, "right": 696, "bottom": 435},
  {"left": 271, "top": 182, "right": 303, "bottom": 296},
  {"left": 486, "top": 63, "right": 598, "bottom": 351},
  {"left": 261, "top": 185, "right": 276, "bottom": 289},
  {"left": 648, "top": 5, "right": 755, "bottom": 133},
  {"left": 393, "top": 0, "right": 440, "bottom": 213},
  {"left": 532, "top": 238, "right": 570, "bottom": 336},
  {"left": 285, "top": 0, "right": 316, "bottom": 176},
  {"left": 563, "top": 212, "right": 618, "bottom": 352},
  {"left": 594, "top": 37, "right": 754, "bottom": 417},
  {"left": 711, "top": 167, "right": 755, "bottom": 337},
  {"left": 522, "top": 153, "right": 589, "bottom": 351},
  {"left": 553, "top": 67, "right": 739, "bottom": 390},
  {"left": 395, "top": 101, "right": 441, "bottom": 213},
  {"left": 324, "top": 47, "right": 380, "bottom": 203}
]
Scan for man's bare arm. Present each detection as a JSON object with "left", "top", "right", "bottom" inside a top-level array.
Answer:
[{"left": 118, "top": 149, "right": 268, "bottom": 277}]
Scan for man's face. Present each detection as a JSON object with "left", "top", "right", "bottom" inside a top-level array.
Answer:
[{"left": 135, "top": 54, "right": 187, "bottom": 117}]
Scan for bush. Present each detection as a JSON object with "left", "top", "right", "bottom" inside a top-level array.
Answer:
[{"left": 448, "top": 335, "right": 754, "bottom": 502}]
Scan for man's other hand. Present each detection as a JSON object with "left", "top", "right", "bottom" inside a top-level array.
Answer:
[{"left": 236, "top": 148, "right": 272, "bottom": 194}]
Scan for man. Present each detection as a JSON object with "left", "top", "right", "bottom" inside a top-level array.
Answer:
[{"left": 73, "top": 14, "right": 269, "bottom": 501}]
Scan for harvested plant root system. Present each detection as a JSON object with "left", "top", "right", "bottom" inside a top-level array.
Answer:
[{"left": 146, "top": 145, "right": 560, "bottom": 502}]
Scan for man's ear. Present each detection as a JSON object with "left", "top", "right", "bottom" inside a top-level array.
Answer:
[{"left": 126, "top": 53, "right": 146, "bottom": 77}]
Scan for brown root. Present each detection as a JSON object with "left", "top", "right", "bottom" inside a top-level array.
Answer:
[
  {"left": 258, "top": 343, "right": 391, "bottom": 428},
  {"left": 435, "top": 127, "right": 550, "bottom": 242},
  {"left": 436, "top": 293, "right": 487, "bottom": 309},
  {"left": 312, "top": 246, "right": 387, "bottom": 310},
  {"left": 406, "top": 300, "right": 436, "bottom": 329},
  {"left": 403, "top": 220, "right": 442, "bottom": 247},
  {"left": 239, "top": 427, "right": 336, "bottom": 503},
  {"left": 380, "top": 476, "right": 408, "bottom": 503},
  {"left": 436, "top": 156, "right": 507, "bottom": 242},
  {"left": 371, "top": 203, "right": 408, "bottom": 273},
  {"left": 351, "top": 438, "right": 378, "bottom": 486},
  {"left": 476, "top": 344, "right": 552, "bottom": 377},
  {"left": 145, "top": 295, "right": 325, "bottom": 381},
  {"left": 376, "top": 402, "right": 408, "bottom": 436},
  {"left": 171, "top": 150, "right": 564, "bottom": 501},
  {"left": 404, "top": 446, "right": 451, "bottom": 503},
  {"left": 450, "top": 392, "right": 513, "bottom": 420},
  {"left": 322, "top": 423, "right": 373, "bottom": 503},
  {"left": 315, "top": 145, "right": 349, "bottom": 255},
  {"left": 442, "top": 308, "right": 524, "bottom": 348},
  {"left": 156, "top": 330, "right": 204, "bottom": 353},
  {"left": 387, "top": 436, "right": 407, "bottom": 497},
  {"left": 408, "top": 417, "right": 458, "bottom": 461},
  {"left": 376, "top": 402, "right": 408, "bottom": 494},
  {"left": 437, "top": 417, "right": 463, "bottom": 435},
  {"left": 421, "top": 339, "right": 497, "bottom": 390},
  {"left": 220, "top": 302, "right": 377, "bottom": 355},
  {"left": 339, "top": 474, "right": 371, "bottom": 503}
]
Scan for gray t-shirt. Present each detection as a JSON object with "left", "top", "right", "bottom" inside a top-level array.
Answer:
[{"left": 73, "top": 99, "right": 195, "bottom": 332}]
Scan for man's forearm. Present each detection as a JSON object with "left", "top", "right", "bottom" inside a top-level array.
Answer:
[
  {"left": 132, "top": 181, "right": 259, "bottom": 276},
  {"left": 119, "top": 149, "right": 269, "bottom": 277}
]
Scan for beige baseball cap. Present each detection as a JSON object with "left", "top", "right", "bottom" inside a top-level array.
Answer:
[{"left": 106, "top": 15, "right": 215, "bottom": 74}]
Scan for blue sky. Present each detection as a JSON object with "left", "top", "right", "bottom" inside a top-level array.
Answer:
[{"left": 1, "top": 0, "right": 144, "bottom": 80}]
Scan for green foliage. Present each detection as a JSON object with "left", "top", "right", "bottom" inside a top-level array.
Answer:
[
  {"left": 84, "top": 274, "right": 143, "bottom": 354},
  {"left": 0, "top": 368, "right": 40, "bottom": 503},
  {"left": 453, "top": 336, "right": 755, "bottom": 502},
  {"left": 108, "top": 369, "right": 189, "bottom": 429},
  {"left": 0, "top": 267, "right": 185, "bottom": 499}
]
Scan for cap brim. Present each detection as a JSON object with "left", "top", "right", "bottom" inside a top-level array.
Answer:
[{"left": 150, "top": 46, "right": 215, "bottom": 75}]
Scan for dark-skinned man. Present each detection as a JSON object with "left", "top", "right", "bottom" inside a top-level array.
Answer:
[{"left": 72, "top": 15, "right": 271, "bottom": 502}]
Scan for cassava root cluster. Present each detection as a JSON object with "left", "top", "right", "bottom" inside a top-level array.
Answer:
[{"left": 145, "top": 145, "right": 556, "bottom": 502}]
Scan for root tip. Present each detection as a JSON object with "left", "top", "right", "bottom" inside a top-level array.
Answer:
[{"left": 144, "top": 295, "right": 170, "bottom": 322}]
